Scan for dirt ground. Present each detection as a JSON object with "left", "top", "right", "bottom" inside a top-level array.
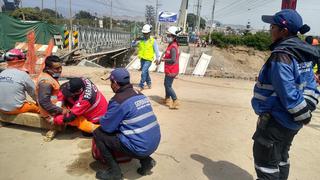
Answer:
[{"left": 0, "top": 67, "right": 320, "bottom": 180}]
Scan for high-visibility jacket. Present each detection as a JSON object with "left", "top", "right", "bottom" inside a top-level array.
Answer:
[
  {"left": 164, "top": 41, "right": 180, "bottom": 77},
  {"left": 138, "top": 37, "right": 155, "bottom": 61},
  {"left": 58, "top": 78, "right": 108, "bottom": 123},
  {"left": 252, "top": 36, "right": 320, "bottom": 130},
  {"left": 100, "top": 85, "right": 161, "bottom": 157},
  {"left": 36, "top": 72, "right": 60, "bottom": 117}
]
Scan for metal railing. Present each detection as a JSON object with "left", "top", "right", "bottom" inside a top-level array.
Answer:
[{"left": 73, "top": 25, "right": 131, "bottom": 53}]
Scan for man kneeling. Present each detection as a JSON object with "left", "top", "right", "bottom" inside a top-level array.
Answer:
[
  {"left": 54, "top": 77, "right": 108, "bottom": 134},
  {"left": 94, "top": 68, "right": 161, "bottom": 180}
]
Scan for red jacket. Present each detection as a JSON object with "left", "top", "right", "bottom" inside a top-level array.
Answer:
[
  {"left": 164, "top": 41, "right": 179, "bottom": 77},
  {"left": 58, "top": 78, "right": 108, "bottom": 124}
]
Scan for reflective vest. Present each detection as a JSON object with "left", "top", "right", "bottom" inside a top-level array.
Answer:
[
  {"left": 138, "top": 37, "right": 155, "bottom": 61},
  {"left": 164, "top": 41, "right": 179, "bottom": 77},
  {"left": 36, "top": 72, "right": 60, "bottom": 117}
]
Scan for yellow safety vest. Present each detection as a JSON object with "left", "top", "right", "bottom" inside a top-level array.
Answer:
[
  {"left": 138, "top": 37, "right": 155, "bottom": 61},
  {"left": 313, "top": 64, "right": 318, "bottom": 74}
]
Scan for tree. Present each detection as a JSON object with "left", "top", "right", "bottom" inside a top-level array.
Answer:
[
  {"left": 75, "top": 10, "right": 95, "bottom": 20},
  {"left": 10, "top": 7, "right": 62, "bottom": 24},
  {"left": 145, "top": 5, "right": 155, "bottom": 30},
  {"left": 187, "top": 13, "right": 206, "bottom": 31},
  {"left": 42, "top": 8, "right": 63, "bottom": 19}
]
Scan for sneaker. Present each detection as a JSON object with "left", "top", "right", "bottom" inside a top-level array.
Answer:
[
  {"left": 147, "top": 84, "right": 152, "bottom": 89},
  {"left": 137, "top": 157, "right": 156, "bottom": 176}
]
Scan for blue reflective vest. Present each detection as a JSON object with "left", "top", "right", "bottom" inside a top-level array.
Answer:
[
  {"left": 100, "top": 86, "right": 161, "bottom": 156},
  {"left": 252, "top": 37, "right": 320, "bottom": 130}
]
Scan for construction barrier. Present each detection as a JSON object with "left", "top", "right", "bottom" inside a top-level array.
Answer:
[
  {"left": 73, "top": 31, "right": 79, "bottom": 49},
  {"left": 64, "top": 30, "right": 69, "bottom": 49}
]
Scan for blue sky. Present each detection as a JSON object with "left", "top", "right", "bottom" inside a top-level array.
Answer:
[{"left": 9, "top": 0, "right": 320, "bottom": 35}]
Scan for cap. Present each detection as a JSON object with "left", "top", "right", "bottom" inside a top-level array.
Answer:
[
  {"left": 69, "top": 78, "right": 85, "bottom": 93},
  {"left": 262, "top": 9, "right": 309, "bottom": 34},
  {"left": 108, "top": 68, "right": 130, "bottom": 84}
]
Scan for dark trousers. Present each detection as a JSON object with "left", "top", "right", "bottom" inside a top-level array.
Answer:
[
  {"left": 252, "top": 118, "right": 299, "bottom": 180},
  {"left": 93, "top": 127, "right": 150, "bottom": 163},
  {"left": 164, "top": 75, "right": 177, "bottom": 100}
]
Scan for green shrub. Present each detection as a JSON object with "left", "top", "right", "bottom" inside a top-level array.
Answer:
[{"left": 210, "top": 31, "right": 271, "bottom": 51}]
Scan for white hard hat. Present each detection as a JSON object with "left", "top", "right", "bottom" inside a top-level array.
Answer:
[
  {"left": 167, "top": 26, "right": 182, "bottom": 36},
  {"left": 142, "top": 24, "right": 152, "bottom": 33}
]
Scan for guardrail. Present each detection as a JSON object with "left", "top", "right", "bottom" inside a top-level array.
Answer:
[{"left": 72, "top": 26, "right": 131, "bottom": 53}]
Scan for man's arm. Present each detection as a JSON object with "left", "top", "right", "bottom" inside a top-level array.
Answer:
[
  {"left": 100, "top": 100, "right": 125, "bottom": 133},
  {"left": 38, "top": 81, "right": 63, "bottom": 116},
  {"left": 270, "top": 54, "right": 311, "bottom": 124},
  {"left": 153, "top": 40, "right": 160, "bottom": 60}
]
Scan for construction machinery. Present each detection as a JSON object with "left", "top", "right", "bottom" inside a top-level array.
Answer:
[{"left": 176, "top": 0, "right": 189, "bottom": 46}]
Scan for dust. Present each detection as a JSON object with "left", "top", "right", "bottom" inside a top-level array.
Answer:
[
  {"left": 66, "top": 150, "right": 95, "bottom": 176},
  {"left": 77, "top": 139, "right": 91, "bottom": 150}
]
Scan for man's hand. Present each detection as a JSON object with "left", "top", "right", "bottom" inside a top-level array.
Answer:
[
  {"left": 62, "top": 108, "right": 70, "bottom": 115},
  {"left": 155, "top": 59, "right": 161, "bottom": 65}
]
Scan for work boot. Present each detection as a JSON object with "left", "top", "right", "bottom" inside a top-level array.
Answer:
[
  {"left": 96, "top": 160, "right": 122, "bottom": 180},
  {"left": 137, "top": 157, "right": 156, "bottom": 176},
  {"left": 96, "top": 143, "right": 122, "bottom": 180},
  {"left": 96, "top": 169, "right": 122, "bottom": 180},
  {"left": 138, "top": 86, "right": 144, "bottom": 92},
  {"left": 162, "top": 98, "right": 171, "bottom": 106},
  {"left": 169, "top": 100, "right": 179, "bottom": 109}
]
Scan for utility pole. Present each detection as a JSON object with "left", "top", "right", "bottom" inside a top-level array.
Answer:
[
  {"left": 209, "top": 0, "right": 216, "bottom": 43},
  {"left": 196, "top": 0, "right": 202, "bottom": 33},
  {"left": 110, "top": 0, "right": 113, "bottom": 30},
  {"left": 69, "top": 0, "right": 73, "bottom": 51},
  {"left": 41, "top": 0, "right": 43, "bottom": 10},
  {"left": 55, "top": 0, "right": 57, "bottom": 24},
  {"left": 155, "top": 0, "right": 160, "bottom": 36}
]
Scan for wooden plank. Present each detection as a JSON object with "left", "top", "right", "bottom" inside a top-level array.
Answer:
[{"left": 0, "top": 112, "right": 63, "bottom": 131}]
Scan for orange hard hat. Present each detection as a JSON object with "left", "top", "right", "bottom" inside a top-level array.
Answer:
[{"left": 312, "top": 38, "right": 319, "bottom": 46}]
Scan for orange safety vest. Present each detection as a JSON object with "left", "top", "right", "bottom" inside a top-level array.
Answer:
[{"left": 36, "top": 72, "right": 60, "bottom": 117}]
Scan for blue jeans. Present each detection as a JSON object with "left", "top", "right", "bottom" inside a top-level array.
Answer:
[
  {"left": 139, "top": 59, "right": 152, "bottom": 88},
  {"left": 164, "top": 75, "right": 177, "bottom": 100}
]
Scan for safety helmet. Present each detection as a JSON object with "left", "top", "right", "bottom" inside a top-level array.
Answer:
[
  {"left": 312, "top": 38, "right": 319, "bottom": 46},
  {"left": 4, "top": 49, "right": 26, "bottom": 61},
  {"left": 142, "top": 24, "right": 152, "bottom": 33},
  {"left": 167, "top": 26, "right": 182, "bottom": 36}
]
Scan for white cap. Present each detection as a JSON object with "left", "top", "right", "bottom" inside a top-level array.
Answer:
[
  {"left": 142, "top": 24, "right": 152, "bottom": 33},
  {"left": 167, "top": 26, "right": 182, "bottom": 36}
]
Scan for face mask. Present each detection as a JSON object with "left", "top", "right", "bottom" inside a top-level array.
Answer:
[
  {"left": 52, "top": 73, "right": 61, "bottom": 79},
  {"left": 167, "top": 37, "right": 173, "bottom": 43}
]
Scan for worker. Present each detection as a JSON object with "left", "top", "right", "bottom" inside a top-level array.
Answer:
[
  {"left": 0, "top": 49, "right": 39, "bottom": 114},
  {"left": 132, "top": 24, "right": 160, "bottom": 91},
  {"left": 252, "top": 9, "right": 320, "bottom": 180},
  {"left": 157, "top": 26, "right": 182, "bottom": 109},
  {"left": 53, "top": 77, "right": 108, "bottom": 134},
  {"left": 36, "top": 55, "right": 65, "bottom": 123},
  {"left": 93, "top": 68, "right": 161, "bottom": 180},
  {"left": 305, "top": 36, "right": 320, "bottom": 83}
]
